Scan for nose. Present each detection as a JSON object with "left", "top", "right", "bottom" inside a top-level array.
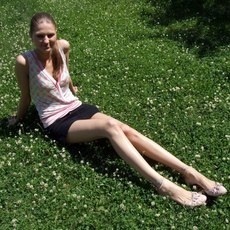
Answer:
[{"left": 43, "top": 35, "right": 49, "bottom": 42}]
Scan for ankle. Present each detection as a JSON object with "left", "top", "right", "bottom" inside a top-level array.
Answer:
[
  {"left": 151, "top": 177, "right": 164, "bottom": 189},
  {"left": 157, "top": 179, "right": 178, "bottom": 197},
  {"left": 182, "top": 167, "right": 216, "bottom": 191},
  {"left": 182, "top": 166, "right": 194, "bottom": 175},
  {"left": 183, "top": 166, "right": 199, "bottom": 181}
]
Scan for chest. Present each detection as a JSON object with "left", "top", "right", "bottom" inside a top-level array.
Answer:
[
  {"left": 43, "top": 60, "right": 54, "bottom": 78},
  {"left": 30, "top": 63, "right": 69, "bottom": 90},
  {"left": 29, "top": 50, "right": 69, "bottom": 89}
]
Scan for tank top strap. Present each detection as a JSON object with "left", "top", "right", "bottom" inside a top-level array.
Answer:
[
  {"left": 59, "top": 47, "right": 67, "bottom": 65},
  {"left": 22, "top": 51, "right": 40, "bottom": 73},
  {"left": 22, "top": 51, "right": 34, "bottom": 63}
]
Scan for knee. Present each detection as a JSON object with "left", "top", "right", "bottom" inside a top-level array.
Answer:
[
  {"left": 121, "top": 124, "right": 139, "bottom": 141},
  {"left": 104, "top": 119, "right": 139, "bottom": 141},
  {"left": 120, "top": 124, "right": 132, "bottom": 135},
  {"left": 105, "top": 119, "right": 123, "bottom": 138}
]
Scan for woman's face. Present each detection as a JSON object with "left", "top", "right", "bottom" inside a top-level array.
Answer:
[{"left": 31, "top": 20, "right": 57, "bottom": 54}]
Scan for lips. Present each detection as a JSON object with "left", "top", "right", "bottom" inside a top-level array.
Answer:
[{"left": 42, "top": 45, "right": 51, "bottom": 50}]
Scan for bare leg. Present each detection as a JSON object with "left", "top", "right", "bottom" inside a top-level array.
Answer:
[
  {"left": 67, "top": 117, "right": 165, "bottom": 186},
  {"left": 66, "top": 115, "right": 207, "bottom": 206},
  {"left": 89, "top": 113, "right": 187, "bottom": 171},
  {"left": 89, "top": 113, "right": 227, "bottom": 195}
]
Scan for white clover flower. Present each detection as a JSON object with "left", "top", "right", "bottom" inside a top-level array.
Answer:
[
  {"left": 119, "top": 203, "right": 126, "bottom": 210},
  {"left": 72, "top": 193, "right": 77, "bottom": 198},
  {"left": 225, "top": 135, "right": 230, "bottom": 141},
  {"left": 26, "top": 183, "right": 34, "bottom": 189},
  {"left": 11, "top": 218, "right": 17, "bottom": 223}
]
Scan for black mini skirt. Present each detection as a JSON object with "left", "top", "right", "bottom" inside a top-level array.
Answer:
[{"left": 46, "top": 103, "right": 100, "bottom": 143}]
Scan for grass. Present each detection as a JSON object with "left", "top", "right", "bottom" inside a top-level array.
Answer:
[{"left": 0, "top": 0, "right": 229, "bottom": 229}]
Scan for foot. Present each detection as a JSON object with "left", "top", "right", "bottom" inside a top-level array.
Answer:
[
  {"left": 156, "top": 179, "right": 207, "bottom": 207},
  {"left": 183, "top": 167, "right": 227, "bottom": 197}
]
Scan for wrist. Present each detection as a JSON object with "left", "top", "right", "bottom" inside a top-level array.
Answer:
[{"left": 8, "top": 115, "right": 19, "bottom": 126}]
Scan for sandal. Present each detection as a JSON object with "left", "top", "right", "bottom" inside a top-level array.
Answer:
[
  {"left": 204, "top": 182, "right": 227, "bottom": 197},
  {"left": 157, "top": 179, "right": 207, "bottom": 207},
  {"left": 183, "top": 167, "right": 227, "bottom": 197}
]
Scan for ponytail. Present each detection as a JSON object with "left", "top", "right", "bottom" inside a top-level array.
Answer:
[{"left": 51, "top": 41, "right": 63, "bottom": 80}]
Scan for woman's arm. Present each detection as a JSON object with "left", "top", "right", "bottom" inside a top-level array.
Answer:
[
  {"left": 10, "top": 54, "right": 31, "bottom": 125},
  {"left": 69, "top": 78, "right": 78, "bottom": 95},
  {"left": 59, "top": 39, "right": 78, "bottom": 95}
]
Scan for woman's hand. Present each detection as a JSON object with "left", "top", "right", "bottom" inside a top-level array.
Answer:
[
  {"left": 69, "top": 78, "right": 78, "bottom": 95},
  {"left": 8, "top": 115, "right": 19, "bottom": 126},
  {"left": 72, "top": 86, "right": 78, "bottom": 94}
]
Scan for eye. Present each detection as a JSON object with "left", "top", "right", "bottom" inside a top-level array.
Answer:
[
  {"left": 47, "top": 33, "right": 55, "bottom": 38},
  {"left": 36, "top": 34, "right": 44, "bottom": 39}
]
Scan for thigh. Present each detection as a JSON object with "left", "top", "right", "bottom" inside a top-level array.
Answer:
[
  {"left": 91, "top": 112, "right": 141, "bottom": 139},
  {"left": 66, "top": 112, "right": 138, "bottom": 144},
  {"left": 66, "top": 112, "right": 116, "bottom": 143}
]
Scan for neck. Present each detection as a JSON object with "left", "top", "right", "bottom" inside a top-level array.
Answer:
[{"left": 34, "top": 49, "right": 52, "bottom": 62}]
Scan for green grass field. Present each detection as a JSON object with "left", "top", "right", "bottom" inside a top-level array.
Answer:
[{"left": 0, "top": 0, "right": 229, "bottom": 229}]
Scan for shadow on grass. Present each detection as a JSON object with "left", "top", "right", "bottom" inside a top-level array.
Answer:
[
  {"left": 141, "top": 0, "right": 230, "bottom": 57},
  {"left": 0, "top": 109, "right": 221, "bottom": 204},
  {"left": 62, "top": 140, "right": 154, "bottom": 190},
  {"left": 0, "top": 107, "right": 151, "bottom": 189},
  {"left": 67, "top": 142, "right": 221, "bottom": 206},
  {"left": 0, "top": 106, "right": 43, "bottom": 139}
]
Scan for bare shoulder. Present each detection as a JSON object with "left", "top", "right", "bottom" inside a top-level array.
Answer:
[
  {"left": 58, "top": 39, "right": 70, "bottom": 54},
  {"left": 16, "top": 54, "right": 27, "bottom": 66},
  {"left": 15, "top": 54, "right": 29, "bottom": 77}
]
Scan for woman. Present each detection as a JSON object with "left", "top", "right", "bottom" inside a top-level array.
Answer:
[{"left": 9, "top": 12, "right": 227, "bottom": 207}]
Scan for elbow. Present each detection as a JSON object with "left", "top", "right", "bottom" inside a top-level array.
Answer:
[
  {"left": 20, "top": 94, "right": 31, "bottom": 107},
  {"left": 25, "top": 97, "right": 31, "bottom": 107}
]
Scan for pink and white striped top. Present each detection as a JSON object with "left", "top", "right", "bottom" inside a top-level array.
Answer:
[{"left": 24, "top": 49, "right": 82, "bottom": 128}]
